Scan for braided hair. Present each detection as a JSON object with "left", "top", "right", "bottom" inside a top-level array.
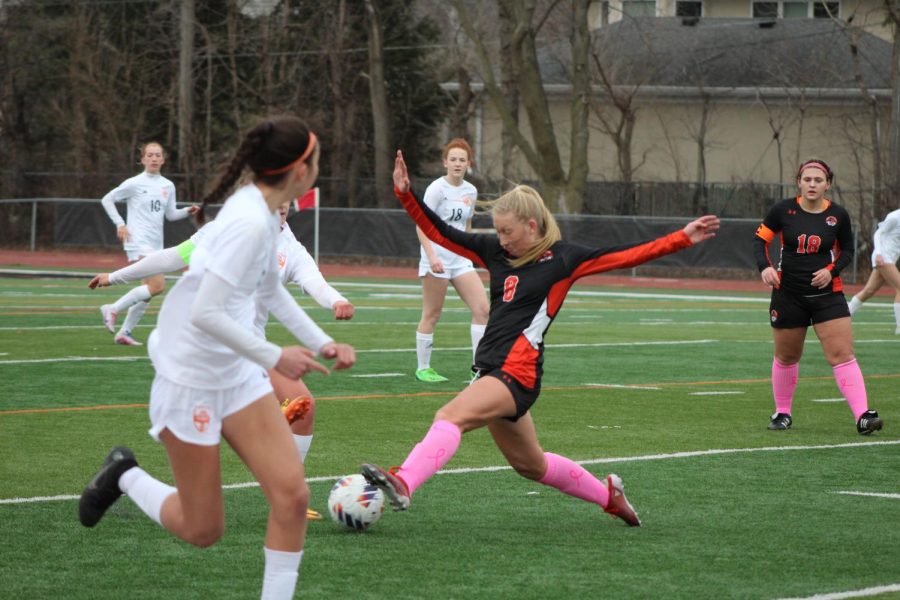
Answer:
[{"left": 196, "top": 116, "right": 315, "bottom": 224}]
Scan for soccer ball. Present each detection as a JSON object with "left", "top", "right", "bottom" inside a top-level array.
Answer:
[{"left": 327, "top": 474, "right": 385, "bottom": 531}]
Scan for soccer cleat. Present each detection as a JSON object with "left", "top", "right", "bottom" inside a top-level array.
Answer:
[
  {"left": 603, "top": 474, "right": 641, "bottom": 527},
  {"left": 79, "top": 446, "right": 138, "bottom": 527},
  {"left": 415, "top": 367, "right": 449, "bottom": 383},
  {"left": 306, "top": 507, "right": 323, "bottom": 521},
  {"left": 361, "top": 463, "right": 410, "bottom": 511},
  {"left": 115, "top": 331, "right": 143, "bottom": 346},
  {"left": 100, "top": 304, "right": 118, "bottom": 334},
  {"left": 281, "top": 396, "right": 311, "bottom": 425},
  {"left": 768, "top": 412, "right": 792, "bottom": 431},
  {"left": 856, "top": 410, "right": 883, "bottom": 435}
]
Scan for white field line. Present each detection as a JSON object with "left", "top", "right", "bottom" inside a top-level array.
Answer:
[
  {"left": 832, "top": 491, "right": 900, "bottom": 499},
  {"left": 811, "top": 398, "right": 845, "bottom": 403},
  {"left": 688, "top": 391, "right": 746, "bottom": 395},
  {"left": 0, "top": 356, "right": 144, "bottom": 365},
  {"left": 775, "top": 583, "right": 900, "bottom": 599},
  {"left": 585, "top": 383, "right": 663, "bottom": 390},
  {"left": 350, "top": 373, "right": 406, "bottom": 378},
  {"left": 3, "top": 439, "right": 898, "bottom": 506},
  {"left": 0, "top": 340, "right": 718, "bottom": 365}
]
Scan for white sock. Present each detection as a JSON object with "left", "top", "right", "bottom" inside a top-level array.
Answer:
[
  {"left": 470, "top": 324, "right": 486, "bottom": 360},
  {"left": 119, "top": 300, "right": 149, "bottom": 336},
  {"left": 112, "top": 284, "right": 151, "bottom": 314},
  {"left": 894, "top": 303, "right": 900, "bottom": 332},
  {"left": 293, "top": 434, "right": 312, "bottom": 463},
  {"left": 848, "top": 295, "right": 862, "bottom": 315},
  {"left": 261, "top": 547, "right": 303, "bottom": 600},
  {"left": 415, "top": 331, "right": 434, "bottom": 371},
  {"left": 119, "top": 467, "right": 176, "bottom": 526}
]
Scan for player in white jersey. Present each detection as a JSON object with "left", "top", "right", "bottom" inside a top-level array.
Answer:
[
  {"left": 80, "top": 117, "right": 353, "bottom": 600},
  {"left": 847, "top": 208, "right": 900, "bottom": 333},
  {"left": 87, "top": 201, "right": 355, "bottom": 520},
  {"left": 99, "top": 141, "right": 198, "bottom": 346},
  {"left": 413, "top": 138, "right": 489, "bottom": 383}
]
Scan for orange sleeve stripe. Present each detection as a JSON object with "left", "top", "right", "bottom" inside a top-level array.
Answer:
[{"left": 755, "top": 224, "right": 775, "bottom": 242}]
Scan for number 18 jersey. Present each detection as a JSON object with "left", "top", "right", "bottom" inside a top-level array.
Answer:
[{"left": 753, "top": 197, "right": 854, "bottom": 295}]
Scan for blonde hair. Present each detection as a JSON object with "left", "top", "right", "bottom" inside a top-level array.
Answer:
[{"left": 482, "top": 185, "right": 561, "bottom": 268}]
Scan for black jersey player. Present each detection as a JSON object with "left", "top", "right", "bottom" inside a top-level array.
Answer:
[
  {"left": 754, "top": 158, "right": 882, "bottom": 435},
  {"left": 360, "top": 150, "right": 720, "bottom": 528}
]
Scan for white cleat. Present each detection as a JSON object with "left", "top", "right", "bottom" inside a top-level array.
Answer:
[{"left": 100, "top": 305, "right": 118, "bottom": 334}]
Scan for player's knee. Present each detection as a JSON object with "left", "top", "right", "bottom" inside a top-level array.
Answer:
[
  {"left": 509, "top": 460, "right": 543, "bottom": 481},
  {"left": 422, "top": 310, "right": 442, "bottom": 327},
  {"left": 270, "top": 480, "right": 310, "bottom": 520},
  {"left": 183, "top": 520, "right": 225, "bottom": 548},
  {"left": 147, "top": 280, "right": 166, "bottom": 295}
]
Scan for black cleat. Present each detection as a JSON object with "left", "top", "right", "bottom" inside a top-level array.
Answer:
[
  {"left": 856, "top": 410, "right": 883, "bottom": 435},
  {"left": 768, "top": 412, "right": 792, "bottom": 431},
  {"left": 79, "top": 446, "right": 138, "bottom": 527}
]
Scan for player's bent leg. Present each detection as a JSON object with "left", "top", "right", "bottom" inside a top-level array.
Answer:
[
  {"left": 159, "top": 429, "right": 226, "bottom": 547},
  {"left": 144, "top": 273, "right": 166, "bottom": 297},
  {"left": 487, "top": 413, "right": 546, "bottom": 480}
]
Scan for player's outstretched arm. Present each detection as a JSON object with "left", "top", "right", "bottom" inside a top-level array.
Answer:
[{"left": 682, "top": 215, "right": 720, "bottom": 244}]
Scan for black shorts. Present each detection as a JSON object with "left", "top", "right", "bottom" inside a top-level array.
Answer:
[
  {"left": 473, "top": 367, "right": 541, "bottom": 422},
  {"left": 768, "top": 287, "right": 850, "bottom": 329}
]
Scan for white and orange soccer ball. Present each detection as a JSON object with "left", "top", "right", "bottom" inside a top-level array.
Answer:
[{"left": 327, "top": 474, "right": 385, "bottom": 531}]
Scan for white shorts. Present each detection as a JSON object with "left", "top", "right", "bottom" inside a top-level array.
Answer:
[
  {"left": 418, "top": 254, "right": 476, "bottom": 280},
  {"left": 148, "top": 369, "right": 273, "bottom": 446},
  {"left": 124, "top": 240, "right": 163, "bottom": 263},
  {"left": 872, "top": 249, "right": 900, "bottom": 268}
]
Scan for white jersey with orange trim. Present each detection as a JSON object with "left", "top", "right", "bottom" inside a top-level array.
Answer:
[
  {"left": 872, "top": 208, "right": 900, "bottom": 265},
  {"left": 100, "top": 171, "right": 189, "bottom": 256},
  {"left": 418, "top": 176, "right": 477, "bottom": 271},
  {"left": 252, "top": 223, "right": 347, "bottom": 336}
]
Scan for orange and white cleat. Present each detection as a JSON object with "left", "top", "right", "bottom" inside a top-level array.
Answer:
[
  {"left": 306, "top": 507, "right": 322, "bottom": 520},
  {"left": 281, "top": 396, "right": 311, "bottom": 425},
  {"left": 603, "top": 474, "right": 641, "bottom": 527}
]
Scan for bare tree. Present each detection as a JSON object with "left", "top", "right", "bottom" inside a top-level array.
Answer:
[
  {"left": 178, "top": 0, "right": 196, "bottom": 196},
  {"left": 365, "top": 0, "right": 393, "bottom": 207},
  {"left": 450, "top": 0, "right": 591, "bottom": 213}
]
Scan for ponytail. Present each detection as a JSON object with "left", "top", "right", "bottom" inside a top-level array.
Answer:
[{"left": 196, "top": 117, "right": 315, "bottom": 225}]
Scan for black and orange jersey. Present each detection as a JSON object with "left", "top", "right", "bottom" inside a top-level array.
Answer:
[
  {"left": 396, "top": 187, "right": 693, "bottom": 389},
  {"left": 753, "top": 196, "right": 854, "bottom": 295}
]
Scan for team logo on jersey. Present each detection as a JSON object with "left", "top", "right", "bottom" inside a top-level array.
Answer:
[
  {"left": 770, "top": 309, "right": 778, "bottom": 323},
  {"left": 538, "top": 250, "right": 554, "bottom": 263},
  {"left": 462, "top": 195, "right": 473, "bottom": 206},
  {"left": 277, "top": 252, "right": 287, "bottom": 268},
  {"left": 788, "top": 209, "right": 796, "bottom": 215},
  {"left": 161, "top": 190, "right": 169, "bottom": 199},
  {"left": 825, "top": 216, "right": 837, "bottom": 226},
  {"left": 193, "top": 404, "right": 212, "bottom": 433}
]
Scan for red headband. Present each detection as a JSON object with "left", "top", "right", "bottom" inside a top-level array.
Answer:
[
  {"left": 798, "top": 161, "right": 830, "bottom": 180},
  {"left": 261, "top": 132, "right": 318, "bottom": 176}
]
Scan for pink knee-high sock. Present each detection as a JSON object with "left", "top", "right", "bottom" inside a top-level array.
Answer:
[
  {"left": 772, "top": 358, "right": 798, "bottom": 415},
  {"left": 833, "top": 358, "right": 869, "bottom": 420},
  {"left": 538, "top": 452, "right": 610, "bottom": 508},
  {"left": 396, "top": 420, "right": 462, "bottom": 495}
]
